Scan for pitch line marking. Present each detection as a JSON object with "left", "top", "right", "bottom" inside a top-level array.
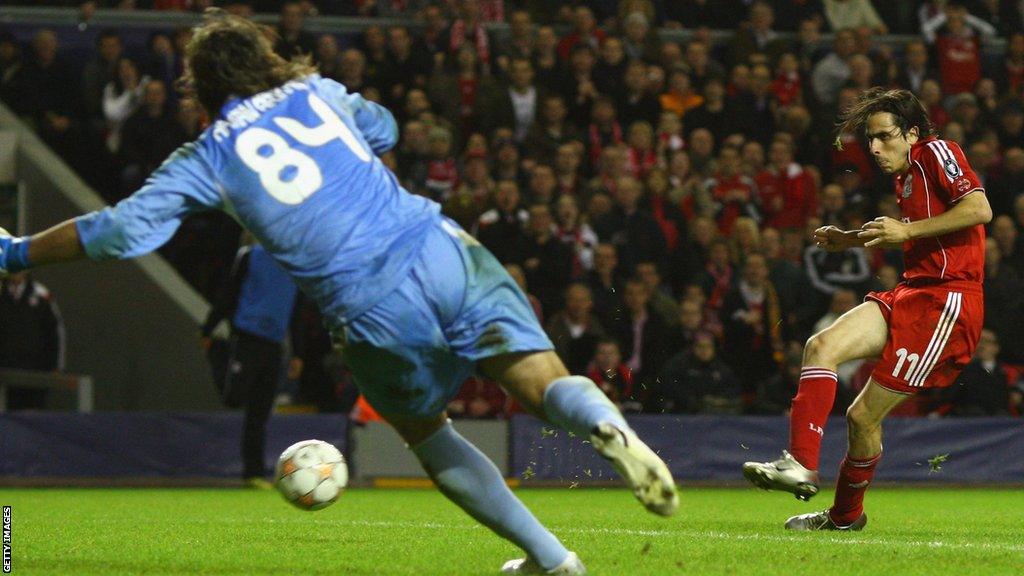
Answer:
[{"left": 255, "top": 518, "right": 1024, "bottom": 554}]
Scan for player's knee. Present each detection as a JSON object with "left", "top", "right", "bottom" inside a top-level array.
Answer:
[
  {"left": 485, "top": 350, "right": 569, "bottom": 415},
  {"left": 390, "top": 413, "right": 449, "bottom": 447},
  {"left": 803, "top": 332, "right": 832, "bottom": 366},
  {"left": 845, "top": 403, "right": 879, "bottom": 434}
]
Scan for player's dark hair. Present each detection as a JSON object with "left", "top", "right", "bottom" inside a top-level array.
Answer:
[
  {"left": 182, "top": 8, "right": 316, "bottom": 116},
  {"left": 835, "top": 87, "right": 935, "bottom": 149}
]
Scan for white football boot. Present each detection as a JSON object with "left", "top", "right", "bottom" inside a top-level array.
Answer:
[
  {"left": 785, "top": 509, "right": 867, "bottom": 531},
  {"left": 742, "top": 450, "right": 820, "bottom": 501},
  {"left": 501, "top": 551, "right": 586, "bottom": 575},
  {"left": 589, "top": 422, "right": 679, "bottom": 517}
]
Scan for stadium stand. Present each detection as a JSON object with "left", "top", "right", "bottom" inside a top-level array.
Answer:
[{"left": 0, "top": 0, "right": 1021, "bottom": 419}]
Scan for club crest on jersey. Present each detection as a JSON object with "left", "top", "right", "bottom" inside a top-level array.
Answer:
[{"left": 902, "top": 174, "right": 913, "bottom": 198}]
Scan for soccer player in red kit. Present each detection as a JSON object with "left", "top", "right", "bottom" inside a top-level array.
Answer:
[{"left": 743, "top": 88, "right": 992, "bottom": 530}]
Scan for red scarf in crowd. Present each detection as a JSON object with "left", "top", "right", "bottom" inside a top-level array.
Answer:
[
  {"left": 457, "top": 76, "right": 479, "bottom": 121},
  {"left": 450, "top": 19, "right": 490, "bottom": 65},
  {"left": 627, "top": 147, "right": 657, "bottom": 178},
  {"left": 557, "top": 225, "right": 590, "bottom": 279},
  {"left": 479, "top": 0, "right": 505, "bottom": 22},
  {"left": 705, "top": 264, "right": 732, "bottom": 311},
  {"left": 648, "top": 195, "right": 679, "bottom": 252}
]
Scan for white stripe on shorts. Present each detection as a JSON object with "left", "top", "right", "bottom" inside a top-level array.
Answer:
[{"left": 908, "top": 292, "right": 962, "bottom": 387}]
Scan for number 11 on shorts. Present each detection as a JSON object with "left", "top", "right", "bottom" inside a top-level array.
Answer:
[{"left": 891, "top": 347, "right": 920, "bottom": 382}]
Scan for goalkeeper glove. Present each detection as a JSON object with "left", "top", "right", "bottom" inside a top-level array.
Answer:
[{"left": 0, "top": 227, "right": 31, "bottom": 278}]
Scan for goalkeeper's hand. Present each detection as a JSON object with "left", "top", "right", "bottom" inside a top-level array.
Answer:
[
  {"left": 0, "top": 227, "right": 31, "bottom": 278},
  {"left": 0, "top": 226, "right": 10, "bottom": 278}
]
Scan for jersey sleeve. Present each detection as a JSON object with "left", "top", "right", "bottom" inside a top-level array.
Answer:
[
  {"left": 922, "top": 139, "right": 984, "bottom": 204},
  {"left": 75, "top": 141, "right": 222, "bottom": 260},
  {"left": 314, "top": 76, "right": 398, "bottom": 155}
]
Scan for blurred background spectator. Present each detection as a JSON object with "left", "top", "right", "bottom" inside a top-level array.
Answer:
[
  {"left": 950, "top": 329, "right": 1013, "bottom": 415},
  {"left": 201, "top": 243, "right": 301, "bottom": 486},
  {"left": 0, "top": 272, "right": 65, "bottom": 410}
]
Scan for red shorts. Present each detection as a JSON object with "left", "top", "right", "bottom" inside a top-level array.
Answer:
[{"left": 865, "top": 280, "right": 983, "bottom": 395}]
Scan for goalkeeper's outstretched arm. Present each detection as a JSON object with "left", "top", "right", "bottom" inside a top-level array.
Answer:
[
  {"left": 0, "top": 219, "right": 86, "bottom": 276},
  {"left": 0, "top": 220, "right": 79, "bottom": 275},
  {"left": 0, "top": 139, "right": 223, "bottom": 277},
  {"left": 27, "top": 220, "right": 87, "bottom": 268}
]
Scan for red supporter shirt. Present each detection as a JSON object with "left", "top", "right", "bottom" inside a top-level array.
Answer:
[
  {"left": 755, "top": 163, "right": 818, "bottom": 230},
  {"left": 557, "top": 30, "right": 607, "bottom": 61},
  {"left": 709, "top": 174, "right": 758, "bottom": 234},
  {"left": 457, "top": 77, "right": 479, "bottom": 121},
  {"left": 1006, "top": 59, "right": 1024, "bottom": 95},
  {"left": 936, "top": 35, "right": 981, "bottom": 95},
  {"left": 426, "top": 157, "right": 460, "bottom": 200},
  {"left": 832, "top": 132, "right": 876, "bottom": 185},
  {"left": 893, "top": 137, "right": 986, "bottom": 283},
  {"left": 770, "top": 72, "right": 801, "bottom": 107}
]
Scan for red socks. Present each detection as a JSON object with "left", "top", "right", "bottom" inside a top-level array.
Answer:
[
  {"left": 788, "top": 367, "right": 838, "bottom": 471},
  {"left": 830, "top": 453, "right": 882, "bottom": 526},
  {"left": 790, "top": 367, "right": 881, "bottom": 526}
]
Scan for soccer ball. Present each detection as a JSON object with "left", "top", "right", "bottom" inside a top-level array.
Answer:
[{"left": 275, "top": 439, "right": 348, "bottom": 511}]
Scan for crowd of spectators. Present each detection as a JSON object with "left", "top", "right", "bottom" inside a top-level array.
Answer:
[{"left": 1, "top": 0, "right": 1023, "bottom": 417}]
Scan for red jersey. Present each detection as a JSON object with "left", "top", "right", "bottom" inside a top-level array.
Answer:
[
  {"left": 893, "top": 137, "right": 985, "bottom": 283},
  {"left": 1006, "top": 58, "right": 1024, "bottom": 95},
  {"left": 457, "top": 77, "right": 479, "bottom": 121},
  {"left": 755, "top": 163, "right": 818, "bottom": 230},
  {"left": 557, "top": 30, "right": 607, "bottom": 61},
  {"left": 770, "top": 72, "right": 801, "bottom": 107},
  {"left": 936, "top": 35, "right": 981, "bottom": 95},
  {"left": 708, "top": 174, "right": 758, "bottom": 234}
]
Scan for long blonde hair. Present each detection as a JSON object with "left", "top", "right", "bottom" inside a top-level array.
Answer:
[{"left": 182, "top": 8, "right": 317, "bottom": 115}]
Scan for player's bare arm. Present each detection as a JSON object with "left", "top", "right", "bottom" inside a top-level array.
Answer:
[
  {"left": 856, "top": 191, "right": 992, "bottom": 247},
  {"left": 26, "top": 221, "right": 86, "bottom": 267},
  {"left": 0, "top": 220, "right": 84, "bottom": 278}
]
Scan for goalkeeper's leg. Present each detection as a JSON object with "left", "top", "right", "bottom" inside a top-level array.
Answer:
[
  {"left": 389, "top": 413, "right": 575, "bottom": 572},
  {"left": 480, "top": 350, "right": 678, "bottom": 517}
]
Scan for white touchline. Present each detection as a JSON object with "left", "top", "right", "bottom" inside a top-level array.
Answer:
[{"left": 248, "top": 518, "right": 1024, "bottom": 554}]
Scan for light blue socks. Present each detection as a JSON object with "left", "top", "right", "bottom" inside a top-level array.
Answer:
[
  {"left": 411, "top": 421, "right": 569, "bottom": 570},
  {"left": 542, "top": 375, "right": 629, "bottom": 437},
  {"left": 409, "top": 376, "right": 629, "bottom": 569}
]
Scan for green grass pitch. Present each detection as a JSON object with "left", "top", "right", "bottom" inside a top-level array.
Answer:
[{"left": 1, "top": 487, "right": 1021, "bottom": 575}]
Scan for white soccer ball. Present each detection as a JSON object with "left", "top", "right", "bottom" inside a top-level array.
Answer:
[{"left": 275, "top": 439, "right": 348, "bottom": 511}]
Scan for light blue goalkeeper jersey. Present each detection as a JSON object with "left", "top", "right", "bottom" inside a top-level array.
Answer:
[{"left": 75, "top": 75, "right": 440, "bottom": 326}]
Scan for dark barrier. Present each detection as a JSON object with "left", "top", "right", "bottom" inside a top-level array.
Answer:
[
  {"left": 2, "top": 413, "right": 1021, "bottom": 482},
  {"left": 510, "top": 415, "right": 1024, "bottom": 484},
  {"left": 0, "top": 413, "right": 347, "bottom": 478}
]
